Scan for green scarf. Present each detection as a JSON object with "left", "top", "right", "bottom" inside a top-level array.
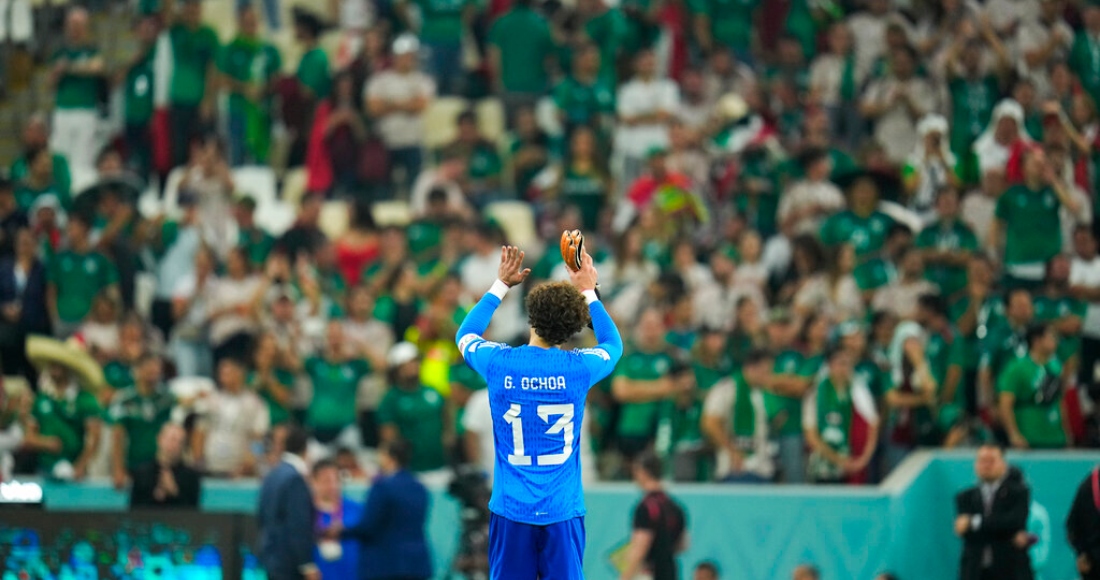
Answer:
[
  {"left": 816, "top": 377, "right": 852, "bottom": 453},
  {"left": 732, "top": 372, "right": 756, "bottom": 439}
]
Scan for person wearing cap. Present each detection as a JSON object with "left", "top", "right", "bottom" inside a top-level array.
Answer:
[
  {"left": 219, "top": 4, "right": 283, "bottom": 166},
  {"left": 377, "top": 342, "right": 448, "bottom": 474},
  {"left": 366, "top": 33, "right": 436, "bottom": 195},
  {"left": 164, "top": 0, "right": 220, "bottom": 167}
]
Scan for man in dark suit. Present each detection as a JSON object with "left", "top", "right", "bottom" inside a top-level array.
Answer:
[
  {"left": 258, "top": 425, "right": 320, "bottom": 580},
  {"left": 1067, "top": 466, "right": 1100, "bottom": 580},
  {"left": 954, "top": 444, "right": 1033, "bottom": 580},
  {"left": 130, "top": 422, "right": 200, "bottom": 508},
  {"left": 338, "top": 439, "right": 433, "bottom": 580}
]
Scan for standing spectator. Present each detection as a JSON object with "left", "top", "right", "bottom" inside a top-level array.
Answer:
[
  {"left": 366, "top": 34, "right": 435, "bottom": 195},
  {"left": 942, "top": 23, "right": 1010, "bottom": 185},
  {"left": 613, "top": 309, "right": 677, "bottom": 462},
  {"left": 130, "top": 422, "right": 201, "bottom": 508},
  {"left": 198, "top": 358, "right": 270, "bottom": 477},
  {"left": 250, "top": 332, "right": 296, "bottom": 452},
  {"left": 776, "top": 148, "right": 845, "bottom": 238},
  {"left": 820, "top": 170, "right": 897, "bottom": 262},
  {"left": 1071, "top": 1, "right": 1100, "bottom": 114},
  {"left": 49, "top": 7, "right": 104, "bottom": 179},
  {"left": 171, "top": 246, "right": 216, "bottom": 377},
  {"left": 47, "top": 213, "right": 119, "bottom": 338},
  {"left": 235, "top": 196, "right": 275, "bottom": 267},
  {"left": 338, "top": 439, "right": 433, "bottom": 580},
  {"left": 998, "top": 324, "right": 1073, "bottom": 450},
  {"left": 305, "top": 321, "right": 372, "bottom": 450},
  {"left": 615, "top": 49, "right": 680, "bottom": 188},
  {"left": 1066, "top": 465, "right": 1100, "bottom": 580},
  {"left": 17, "top": 148, "right": 71, "bottom": 212},
  {"left": 810, "top": 23, "right": 865, "bottom": 151},
  {"left": 23, "top": 360, "right": 102, "bottom": 480},
  {"left": 219, "top": 5, "right": 282, "bottom": 166},
  {"left": 488, "top": 0, "right": 554, "bottom": 116},
  {"left": 149, "top": 191, "right": 201, "bottom": 340},
  {"left": 294, "top": 8, "right": 331, "bottom": 103},
  {"left": 690, "top": 0, "right": 759, "bottom": 63},
  {"left": 548, "top": 127, "right": 614, "bottom": 232},
  {"left": 701, "top": 349, "right": 775, "bottom": 483},
  {"left": 954, "top": 444, "right": 1033, "bottom": 580},
  {"left": 0, "top": 229, "right": 49, "bottom": 379},
  {"left": 312, "top": 459, "right": 363, "bottom": 579},
  {"left": 916, "top": 186, "right": 979, "bottom": 299},
  {"left": 10, "top": 115, "right": 72, "bottom": 203},
  {"left": 257, "top": 425, "right": 320, "bottom": 580},
  {"left": 553, "top": 43, "right": 615, "bottom": 141},
  {"left": 871, "top": 246, "right": 938, "bottom": 320},
  {"left": 378, "top": 342, "right": 447, "bottom": 474},
  {"left": 0, "top": 180, "right": 27, "bottom": 260},
  {"left": 1071, "top": 227, "right": 1100, "bottom": 396},
  {"left": 109, "top": 354, "right": 175, "bottom": 489},
  {"left": 972, "top": 100, "right": 1033, "bottom": 177},
  {"left": 166, "top": 0, "right": 220, "bottom": 167},
  {"left": 803, "top": 346, "right": 880, "bottom": 484},
  {"left": 442, "top": 111, "right": 503, "bottom": 206},
  {"left": 860, "top": 46, "right": 939, "bottom": 164},
  {"left": 121, "top": 15, "right": 160, "bottom": 178},
  {"left": 618, "top": 451, "right": 687, "bottom": 580},
  {"left": 991, "top": 148, "right": 1081, "bottom": 290},
  {"left": 206, "top": 247, "right": 262, "bottom": 365},
  {"left": 398, "top": 0, "right": 471, "bottom": 96},
  {"left": 903, "top": 116, "right": 959, "bottom": 222},
  {"left": 180, "top": 135, "right": 236, "bottom": 258}
]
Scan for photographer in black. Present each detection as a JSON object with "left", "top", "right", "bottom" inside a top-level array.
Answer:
[{"left": 618, "top": 451, "right": 687, "bottom": 580}]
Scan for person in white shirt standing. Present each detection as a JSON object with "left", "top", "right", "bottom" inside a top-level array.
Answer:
[
  {"left": 1069, "top": 226, "right": 1100, "bottom": 398},
  {"left": 198, "top": 358, "right": 270, "bottom": 477},
  {"left": 615, "top": 49, "right": 679, "bottom": 192}
]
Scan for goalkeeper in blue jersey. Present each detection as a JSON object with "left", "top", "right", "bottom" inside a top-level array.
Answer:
[{"left": 456, "top": 245, "right": 623, "bottom": 580}]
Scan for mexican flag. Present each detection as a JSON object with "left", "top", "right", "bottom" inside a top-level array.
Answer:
[{"left": 151, "top": 30, "right": 174, "bottom": 174}]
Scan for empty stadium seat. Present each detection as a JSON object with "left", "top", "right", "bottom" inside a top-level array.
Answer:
[
  {"left": 319, "top": 200, "right": 350, "bottom": 239},
  {"left": 476, "top": 98, "right": 506, "bottom": 143},
  {"left": 281, "top": 166, "right": 309, "bottom": 207},
  {"left": 484, "top": 200, "right": 540, "bottom": 255},
  {"left": 371, "top": 199, "right": 412, "bottom": 227},
  {"left": 255, "top": 200, "right": 297, "bottom": 236},
  {"left": 423, "top": 97, "right": 469, "bottom": 150},
  {"left": 232, "top": 165, "right": 278, "bottom": 207}
]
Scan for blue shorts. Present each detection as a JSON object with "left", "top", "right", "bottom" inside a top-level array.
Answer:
[{"left": 488, "top": 513, "right": 586, "bottom": 580}]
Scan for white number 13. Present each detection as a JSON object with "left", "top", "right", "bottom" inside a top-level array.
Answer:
[{"left": 502, "top": 403, "right": 575, "bottom": 466}]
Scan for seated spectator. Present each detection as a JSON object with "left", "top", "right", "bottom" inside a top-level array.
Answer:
[
  {"left": 23, "top": 360, "right": 103, "bottom": 480},
  {"left": 0, "top": 229, "right": 49, "bottom": 379},
  {"left": 313, "top": 458, "right": 363, "bottom": 577},
  {"left": 199, "top": 358, "right": 270, "bottom": 477},
  {"left": 441, "top": 110, "right": 503, "bottom": 207},
  {"left": 411, "top": 153, "right": 472, "bottom": 219},
  {"left": 998, "top": 323, "right": 1073, "bottom": 449},
  {"left": 702, "top": 349, "right": 775, "bottom": 483},
  {"left": 130, "top": 422, "right": 201, "bottom": 508},
  {"left": 305, "top": 321, "right": 373, "bottom": 450},
  {"left": 10, "top": 115, "right": 72, "bottom": 204},
  {"left": 109, "top": 353, "right": 175, "bottom": 488},
  {"left": 378, "top": 342, "right": 447, "bottom": 475},
  {"left": 207, "top": 247, "right": 263, "bottom": 365},
  {"left": 366, "top": 34, "right": 435, "bottom": 193},
  {"left": 872, "top": 246, "right": 939, "bottom": 320},
  {"left": 47, "top": 212, "right": 119, "bottom": 338},
  {"left": 803, "top": 346, "right": 880, "bottom": 484},
  {"left": 16, "top": 147, "right": 71, "bottom": 212},
  {"left": 777, "top": 148, "right": 845, "bottom": 238},
  {"left": 0, "top": 382, "right": 25, "bottom": 481}
]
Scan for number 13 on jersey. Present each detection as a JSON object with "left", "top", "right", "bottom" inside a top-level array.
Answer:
[{"left": 502, "top": 403, "right": 575, "bottom": 466}]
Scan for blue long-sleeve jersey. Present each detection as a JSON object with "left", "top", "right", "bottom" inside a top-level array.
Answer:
[{"left": 456, "top": 283, "right": 622, "bottom": 525}]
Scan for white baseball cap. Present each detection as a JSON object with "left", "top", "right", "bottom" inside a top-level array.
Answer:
[
  {"left": 388, "top": 342, "right": 419, "bottom": 367},
  {"left": 392, "top": 34, "right": 420, "bottom": 56}
]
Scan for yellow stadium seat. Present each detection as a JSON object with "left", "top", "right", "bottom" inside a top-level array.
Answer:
[
  {"left": 282, "top": 166, "right": 309, "bottom": 206},
  {"left": 371, "top": 199, "right": 412, "bottom": 227},
  {"left": 476, "top": 98, "right": 506, "bottom": 143},
  {"left": 485, "top": 200, "right": 540, "bottom": 255},
  {"left": 423, "top": 97, "right": 469, "bottom": 150},
  {"left": 233, "top": 165, "right": 279, "bottom": 207},
  {"left": 319, "top": 200, "right": 350, "bottom": 239}
]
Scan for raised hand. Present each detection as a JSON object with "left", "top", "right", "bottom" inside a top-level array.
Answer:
[
  {"left": 498, "top": 246, "right": 531, "bottom": 288},
  {"left": 568, "top": 250, "right": 599, "bottom": 292}
]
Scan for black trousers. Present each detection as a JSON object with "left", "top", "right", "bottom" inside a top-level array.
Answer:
[{"left": 170, "top": 104, "right": 201, "bottom": 168}]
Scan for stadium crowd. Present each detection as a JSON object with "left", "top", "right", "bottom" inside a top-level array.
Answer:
[{"left": 0, "top": 0, "right": 1095, "bottom": 490}]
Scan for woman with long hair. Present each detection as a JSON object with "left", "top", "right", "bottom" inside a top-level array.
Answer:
[
  {"left": 794, "top": 243, "right": 864, "bottom": 323},
  {"left": 549, "top": 126, "right": 614, "bottom": 232}
]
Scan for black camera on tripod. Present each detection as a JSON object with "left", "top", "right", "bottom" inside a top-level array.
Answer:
[{"left": 447, "top": 464, "right": 492, "bottom": 580}]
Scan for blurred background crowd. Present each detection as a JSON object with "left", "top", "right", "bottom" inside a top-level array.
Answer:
[{"left": 0, "top": 0, "right": 1095, "bottom": 492}]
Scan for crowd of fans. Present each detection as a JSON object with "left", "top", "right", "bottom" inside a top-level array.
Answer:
[{"left": 0, "top": 0, "right": 1096, "bottom": 489}]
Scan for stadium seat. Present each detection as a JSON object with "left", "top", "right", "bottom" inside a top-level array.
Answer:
[
  {"left": 255, "top": 200, "right": 297, "bottom": 236},
  {"left": 203, "top": 0, "right": 236, "bottom": 42},
  {"left": 371, "top": 199, "right": 412, "bottom": 227},
  {"left": 232, "top": 165, "right": 278, "bottom": 207},
  {"left": 484, "top": 200, "right": 540, "bottom": 255},
  {"left": 423, "top": 97, "right": 469, "bottom": 150},
  {"left": 476, "top": 98, "right": 506, "bottom": 143},
  {"left": 319, "top": 200, "right": 350, "bottom": 239},
  {"left": 281, "top": 166, "right": 309, "bottom": 207}
]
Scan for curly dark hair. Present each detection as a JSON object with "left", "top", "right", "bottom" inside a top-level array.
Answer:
[{"left": 526, "top": 281, "right": 590, "bottom": 346}]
